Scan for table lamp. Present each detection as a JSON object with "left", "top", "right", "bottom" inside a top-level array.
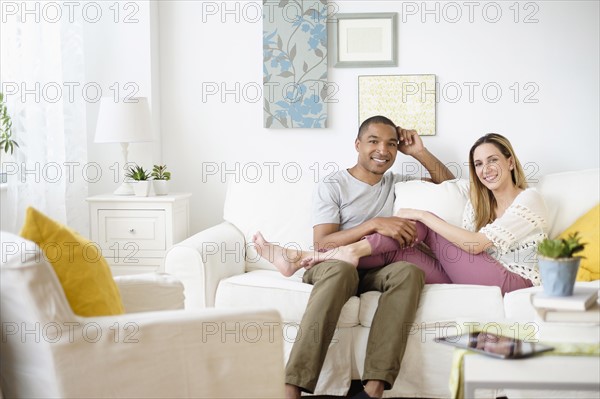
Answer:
[{"left": 94, "top": 97, "right": 153, "bottom": 195}]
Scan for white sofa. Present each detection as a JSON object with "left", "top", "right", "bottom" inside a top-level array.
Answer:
[
  {"left": 0, "top": 232, "right": 285, "bottom": 399},
  {"left": 165, "top": 168, "right": 599, "bottom": 398}
]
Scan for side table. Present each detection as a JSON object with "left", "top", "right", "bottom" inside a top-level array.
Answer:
[{"left": 87, "top": 193, "right": 191, "bottom": 275}]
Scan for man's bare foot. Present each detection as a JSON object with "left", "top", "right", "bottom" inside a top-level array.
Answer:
[
  {"left": 251, "top": 232, "right": 306, "bottom": 277},
  {"left": 285, "top": 383, "right": 301, "bottom": 399},
  {"left": 300, "top": 245, "right": 360, "bottom": 269}
]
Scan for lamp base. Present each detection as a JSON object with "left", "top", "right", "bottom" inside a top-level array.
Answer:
[{"left": 113, "top": 182, "right": 134, "bottom": 196}]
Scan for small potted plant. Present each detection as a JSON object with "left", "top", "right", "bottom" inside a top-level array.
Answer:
[
  {"left": 151, "top": 164, "right": 171, "bottom": 195},
  {"left": 0, "top": 92, "right": 19, "bottom": 184},
  {"left": 537, "top": 232, "right": 587, "bottom": 296},
  {"left": 125, "top": 165, "right": 151, "bottom": 197}
]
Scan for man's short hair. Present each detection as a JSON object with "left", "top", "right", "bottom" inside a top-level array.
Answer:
[{"left": 357, "top": 115, "right": 397, "bottom": 139}]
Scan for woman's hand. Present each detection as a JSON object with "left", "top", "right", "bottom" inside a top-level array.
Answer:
[{"left": 395, "top": 208, "right": 425, "bottom": 221}]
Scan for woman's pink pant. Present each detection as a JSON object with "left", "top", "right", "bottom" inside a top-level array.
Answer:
[{"left": 358, "top": 221, "right": 533, "bottom": 295}]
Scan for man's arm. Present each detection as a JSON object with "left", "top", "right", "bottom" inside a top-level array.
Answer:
[
  {"left": 398, "top": 128, "right": 455, "bottom": 183},
  {"left": 313, "top": 217, "right": 416, "bottom": 251}
]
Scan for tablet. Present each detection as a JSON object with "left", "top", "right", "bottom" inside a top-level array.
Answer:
[{"left": 434, "top": 332, "right": 554, "bottom": 359}]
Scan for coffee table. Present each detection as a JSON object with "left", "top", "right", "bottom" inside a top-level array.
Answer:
[
  {"left": 463, "top": 353, "right": 600, "bottom": 397},
  {"left": 462, "top": 282, "right": 600, "bottom": 398}
]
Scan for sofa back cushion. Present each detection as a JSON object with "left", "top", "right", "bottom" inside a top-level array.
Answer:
[
  {"left": 224, "top": 176, "right": 316, "bottom": 273},
  {"left": 223, "top": 169, "right": 599, "bottom": 272},
  {"left": 394, "top": 179, "right": 470, "bottom": 227},
  {"left": 536, "top": 169, "right": 599, "bottom": 238}
]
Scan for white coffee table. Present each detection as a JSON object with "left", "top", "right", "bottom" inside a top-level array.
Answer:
[
  {"left": 463, "top": 282, "right": 600, "bottom": 397},
  {"left": 463, "top": 353, "right": 600, "bottom": 397}
]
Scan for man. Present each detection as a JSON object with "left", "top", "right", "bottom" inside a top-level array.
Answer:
[{"left": 265, "top": 115, "right": 455, "bottom": 398}]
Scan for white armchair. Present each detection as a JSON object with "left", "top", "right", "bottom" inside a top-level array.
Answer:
[{"left": 0, "top": 232, "right": 284, "bottom": 398}]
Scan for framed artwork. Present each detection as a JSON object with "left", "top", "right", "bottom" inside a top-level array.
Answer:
[
  {"left": 332, "top": 13, "right": 397, "bottom": 68},
  {"left": 262, "top": 0, "right": 328, "bottom": 128},
  {"left": 358, "top": 74, "right": 437, "bottom": 136}
]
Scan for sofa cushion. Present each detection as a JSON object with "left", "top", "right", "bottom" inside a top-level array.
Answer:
[
  {"left": 224, "top": 176, "right": 316, "bottom": 276},
  {"left": 536, "top": 169, "right": 599, "bottom": 239},
  {"left": 19, "top": 207, "right": 125, "bottom": 317},
  {"left": 394, "top": 179, "right": 470, "bottom": 227},
  {"left": 215, "top": 270, "right": 360, "bottom": 327},
  {"left": 224, "top": 176, "right": 315, "bottom": 251},
  {"left": 558, "top": 203, "right": 599, "bottom": 281},
  {"left": 359, "top": 284, "right": 505, "bottom": 327}
]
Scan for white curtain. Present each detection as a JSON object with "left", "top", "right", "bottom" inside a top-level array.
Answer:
[{"left": 0, "top": 7, "right": 88, "bottom": 234}]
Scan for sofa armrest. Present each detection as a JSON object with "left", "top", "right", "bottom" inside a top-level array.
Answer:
[
  {"left": 54, "top": 309, "right": 284, "bottom": 398},
  {"left": 164, "top": 221, "right": 246, "bottom": 308},
  {"left": 114, "top": 273, "right": 185, "bottom": 313}
]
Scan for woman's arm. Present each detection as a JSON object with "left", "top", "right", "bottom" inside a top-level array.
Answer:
[{"left": 396, "top": 209, "right": 492, "bottom": 254}]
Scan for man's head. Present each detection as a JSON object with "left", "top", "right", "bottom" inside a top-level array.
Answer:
[
  {"left": 354, "top": 115, "right": 399, "bottom": 179},
  {"left": 357, "top": 115, "right": 398, "bottom": 140}
]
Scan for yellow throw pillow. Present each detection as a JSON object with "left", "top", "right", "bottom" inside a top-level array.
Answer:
[
  {"left": 558, "top": 203, "right": 599, "bottom": 282},
  {"left": 20, "top": 207, "right": 125, "bottom": 316}
]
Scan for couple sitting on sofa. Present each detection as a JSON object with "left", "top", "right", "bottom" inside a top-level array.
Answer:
[{"left": 252, "top": 115, "right": 548, "bottom": 399}]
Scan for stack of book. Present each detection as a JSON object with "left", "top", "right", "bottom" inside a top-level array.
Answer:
[{"left": 531, "top": 287, "right": 600, "bottom": 324}]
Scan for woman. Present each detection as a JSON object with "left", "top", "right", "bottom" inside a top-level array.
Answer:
[{"left": 253, "top": 134, "right": 548, "bottom": 295}]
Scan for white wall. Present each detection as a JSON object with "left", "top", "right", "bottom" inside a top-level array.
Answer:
[
  {"left": 84, "top": 0, "right": 161, "bottom": 197},
  {"left": 158, "top": 0, "right": 599, "bottom": 234}
]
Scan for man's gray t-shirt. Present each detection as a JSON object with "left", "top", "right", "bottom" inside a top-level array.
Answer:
[{"left": 313, "top": 169, "right": 409, "bottom": 230}]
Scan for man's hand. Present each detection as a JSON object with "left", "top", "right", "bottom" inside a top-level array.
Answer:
[
  {"left": 397, "top": 127, "right": 425, "bottom": 157},
  {"left": 397, "top": 126, "right": 455, "bottom": 183},
  {"left": 372, "top": 216, "right": 417, "bottom": 247}
]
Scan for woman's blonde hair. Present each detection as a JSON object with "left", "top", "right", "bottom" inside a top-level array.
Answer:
[{"left": 468, "top": 133, "right": 528, "bottom": 230}]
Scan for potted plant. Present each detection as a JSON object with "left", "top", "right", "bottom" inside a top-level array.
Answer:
[
  {"left": 0, "top": 92, "right": 19, "bottom": 184},
  {"left": 125, "top": 165, "right": 151, "bottom": 197},
  {"left": 537, "top": 232, "right": 587, "bottom": 296},
  {"left": 151, "top": 164, "right": 171, "bottom": 196}
]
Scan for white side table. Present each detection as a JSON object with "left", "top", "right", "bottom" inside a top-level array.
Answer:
[{"left": 87, "top": 193, "right": 191, "bottom": 275}]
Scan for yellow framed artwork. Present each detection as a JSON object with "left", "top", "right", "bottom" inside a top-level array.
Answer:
[{"left": 358, "top": 74, "right": 437, "bottom": 135}]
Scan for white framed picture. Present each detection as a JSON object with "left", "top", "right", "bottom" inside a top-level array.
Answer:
[{"left": 332, "top": 13, "right": 397, "bottom": 68}]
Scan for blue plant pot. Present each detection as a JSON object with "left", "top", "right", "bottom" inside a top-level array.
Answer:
[{"left": 538, "top": 256, "right": 581, "bottom": 296}]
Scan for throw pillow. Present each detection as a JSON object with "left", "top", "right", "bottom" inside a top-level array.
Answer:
[
  {"left": 20, "top": 207, "right": 125, "bottom": 316},
  {"left": 394, "top": 179, "right": 470, "bottom": 227},
  {"left": 558, "top": 203, "right": 599, "bottom": 282}
]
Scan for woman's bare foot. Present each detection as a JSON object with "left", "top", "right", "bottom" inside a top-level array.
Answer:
[
  {"left": 251, "top": 232, "right": 307, "bottom": 277},
  {"left": 300, "top": 245, "right": 361, "bottom": 269}
]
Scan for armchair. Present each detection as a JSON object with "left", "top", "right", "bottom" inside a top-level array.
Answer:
[{"left": 0, "top": 232, "right": 285, "bottom": 398}]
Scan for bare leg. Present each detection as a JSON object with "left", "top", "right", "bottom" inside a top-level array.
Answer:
[{"left": 252, "top": 232, "right": 307, "bottom": 277}]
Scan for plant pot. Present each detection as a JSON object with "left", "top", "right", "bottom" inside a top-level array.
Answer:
[
  {"left": 153, "top": 180, "right": 169, "bottom": 196},
  {"left": 132, "top": 181, "right": 151, "bottom": 197},
  {"left": 538, "top": 255, "right": 581, "bottom": 296}
]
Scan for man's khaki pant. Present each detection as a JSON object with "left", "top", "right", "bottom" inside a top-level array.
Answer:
[{"left": 285, "top": 260, "right": 425, "bottom": 393}]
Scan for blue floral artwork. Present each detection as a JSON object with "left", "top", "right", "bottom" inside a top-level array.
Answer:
[{"left": 263, "top": 0, "right": 328, "bottom": 128}]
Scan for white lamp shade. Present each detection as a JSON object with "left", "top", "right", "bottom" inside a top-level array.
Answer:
[{"left": 94, "top": 97, "right": 153, "bottom": 143}]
